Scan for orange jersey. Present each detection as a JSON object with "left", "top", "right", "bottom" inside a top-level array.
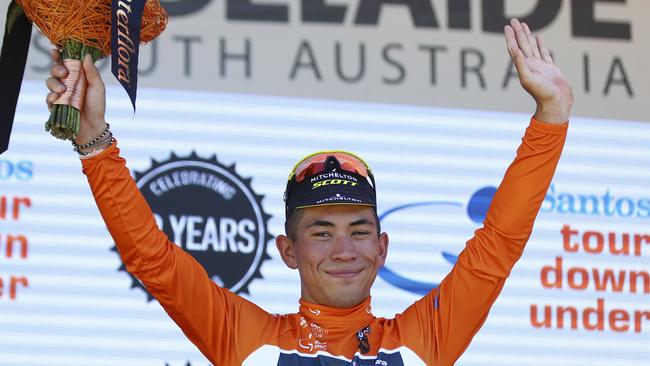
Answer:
[{"left": 81, "top": 118, "right": 567, "bottom": 365}]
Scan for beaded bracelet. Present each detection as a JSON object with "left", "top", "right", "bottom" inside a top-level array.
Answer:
[
  {"left": 74, "top": 133, "right": 112, "bottom": 155},
  {"left": 83, "top": 131, "right": 112, "bottom": 149},
  {"left": 76, "top": 136, "right": 115, "bottom": 157},
  {"left": 71, "top": 123, "right": 111, "bottom": 155},
  {"left": 71, "top": 123, "right": 111, "bottom": 150}
]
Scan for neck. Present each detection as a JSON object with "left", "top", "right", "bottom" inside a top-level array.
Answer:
[{"left": 299, "top": 296, "right": 374, "bottom": 337}]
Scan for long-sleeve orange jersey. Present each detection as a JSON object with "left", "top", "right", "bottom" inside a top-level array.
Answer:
[{"left": 81, "top": 118, "right": 567, "bottom": 366}]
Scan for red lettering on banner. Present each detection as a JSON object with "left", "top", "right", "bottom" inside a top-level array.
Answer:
[
  {"left": 557, "top": 306, "right": 578, "bottom": 329},
  {"left": 0, "top": 195, "right": 32, "bottom": 220},
  {"left": 608, "top": 232, "right": 629, "bottom": 255},
  {"left": 1, "top": 234, "right": 29, "bottom": 259},
  {"left": 3, "top": 234, "right": 28, "bottom": 258},
  {"left": 533, "top": 224, "right": 649, "bottom": 334},
  {"left": 561, "top": 224, "right": 579, "bottom": 252},
  {"left": 539, "top": 256, "right": 647, "bottom": 294},
  {"left": 593, "top": 269, "right": 625, "bottom": 292},
  {"left": 630, "top": 271, "right": 650, "bottom": 294},
  {"left": 583, "top": 298, "right": 605, "bottom": 331},
  {"left": 609, "top": 309, "right": 630, "bottom": 332},
  {"left": 0, "top": 275, "right": 29, "bottom": 300},
  {"left": 541, "top": 256, "right": 562, "bottom": 289},
  {"left": 636, "top": 234, "right": 650, "bottom": 256},
  {"left": 0, "top": 193, "right": 31, "bottom": 301},
  {"left": 10, "top": 276, "right": 28, "bottom": 299},
  {"left": 530, "top": 299, "right": 649, "bottom": 333},
  {"left": 583, "top": 231, "right": 604, "bottom": 253},
  {"left": 560, "top": 224, "right": 650, "bottom": 257},
  {"left": 568, "top": 266, "right": 589, "bottom": 290},
  {"left": 635, "top": 311, "right": 650, "bottom": 332},
  {"left": 530, "top": 304, "right": 552, "bottom": 328}
]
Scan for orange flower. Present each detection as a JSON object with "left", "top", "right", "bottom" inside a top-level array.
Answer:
[{"left": 16, "top": 0, "right": 167, "bottom": 56}]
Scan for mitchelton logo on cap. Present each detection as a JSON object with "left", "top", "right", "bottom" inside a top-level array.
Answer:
[
  {"left": 286, "top": 155, "right": 377, "bottom": 218},
  {"left": 113, "top": 151, "right": 273, "bottom": 301}
]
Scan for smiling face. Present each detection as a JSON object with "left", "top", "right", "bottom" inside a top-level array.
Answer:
[{"left": 276, "top": 205, "right": 389, "bottom": 308}]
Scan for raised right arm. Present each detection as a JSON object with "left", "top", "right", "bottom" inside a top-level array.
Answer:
[
  {"left": 46, "top": 51, "right": 281, "bottom": 365},
  {"left": 81, "top": 142, "right": 280, "bottom": 365}
]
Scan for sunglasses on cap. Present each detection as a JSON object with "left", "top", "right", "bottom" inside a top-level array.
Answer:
[
  {"left": 289, "top": 150, "right": 374, "bottom": 183},
  {"left": 284, "top": 151, "right": 377, "bottom": 218}
]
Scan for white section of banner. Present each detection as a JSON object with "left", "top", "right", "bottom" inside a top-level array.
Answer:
[{"left": 0, "top": 81, "right": 649, "bottom": 365}]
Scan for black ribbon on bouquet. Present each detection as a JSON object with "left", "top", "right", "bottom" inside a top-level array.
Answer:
[
  {"left": 111, "top": 0, "right": 147, "bottom": 112},
  {"left": 0, "top": 1, "right": 32, "bottom": 155}
]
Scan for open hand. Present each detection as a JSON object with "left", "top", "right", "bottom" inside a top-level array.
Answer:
[
  {"left": 505, "top": 18, "right": 573, "bottom": 123},
  {"left": 45, "top": 50, "right": 108, "bottom": 145}
]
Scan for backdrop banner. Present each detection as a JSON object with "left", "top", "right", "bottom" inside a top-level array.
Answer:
[
  {"left": 0, "top": 0, "right": 648, "bottom": 121},
  {"left": 0, "top": 81, "right": 648, "bottom": 366}
]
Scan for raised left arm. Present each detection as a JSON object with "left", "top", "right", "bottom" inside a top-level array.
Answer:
[{"left": 396, "top": 19, "right": 572, "bottom": 366}]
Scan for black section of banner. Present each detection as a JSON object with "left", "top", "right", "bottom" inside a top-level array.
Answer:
[
  {"left": 0, "top": 1, "right": 32, "bottom": 154},
  {"left": 111, "top": 0, "right": 146, "bottom": 111},
  {"left": 160, "top": 0, "right": 211, "bottom": 17}
]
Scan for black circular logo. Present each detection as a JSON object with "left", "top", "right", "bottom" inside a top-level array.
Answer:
[{"left": 113, "top": 152, "right": 273, "bottom": 301}]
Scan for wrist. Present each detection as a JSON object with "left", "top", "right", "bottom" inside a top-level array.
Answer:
[
  {"left": 77, "top": 138, "right": 113, "bottom": 156},
  {"left": 534, "top": 100, "right": 572, "bottom": 124},
  {"left": 75, "top": 119, "right": 108, "bottom": 145},
  {"left": 72, "top": 123, "right": 112, "bottom": 157}
]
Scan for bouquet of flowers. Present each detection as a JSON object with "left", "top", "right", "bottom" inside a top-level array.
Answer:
[{"left": 15, "top": 0, "right": 167, "bottom": 140}]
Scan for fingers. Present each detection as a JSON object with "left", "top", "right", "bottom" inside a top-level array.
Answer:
[
  {"left": 510, "top": 18, "right": 534, "bottom": 58},
  {"left": 48, "top": 48, "right": 67, "bottom": 89},
  {"left": 82, "top": 54, "right": 103, "bottom": 88},
  {"left": 49, "top": 62, "right": 68, "bottom": 79},
  {"left": 504, "top": 25, "right": 520, "bottom": 58},
  {"left": 45, "top": 76, "right": 65, "bottom": 112},
  {"left": 45, "top": 76, "right": 65, "bottom": 94},
  {"left": 46, "top": 92, "right": 58, "bottom": 112},
  {"left": 50, "top": 49, "right": 61, "bottom": 64},
  {"left": 49, "top": 47, "right": 67, "bottom": 79},
  {"left": 504, "top": 24, "right": 532, "bottom": 80},
  {"left": 47, "top": 48, "right": 67, "bottom": 107},
  {"left": 536, "top": 35, "right": 554, "bottom": 64},
  {"left": 507, "top": 18, "right": 553, "bottom": 65},
  {"left": 522, "top": 23, "right": 540, "bottom": 58}
]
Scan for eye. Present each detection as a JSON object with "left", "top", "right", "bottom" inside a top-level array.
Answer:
[
  {"left": 312, "top": 232, "right": 332, "bottom": 238},
  {"left": 352, "top": 231, "right": 370, "bottom": 237}
]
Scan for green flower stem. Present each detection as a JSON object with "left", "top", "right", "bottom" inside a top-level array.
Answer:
[{"left": 45, "top": 39, "right": 102, "bottom": 141}]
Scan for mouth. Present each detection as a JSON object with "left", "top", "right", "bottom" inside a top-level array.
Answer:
[{"left": 325, "top": 268, "right": 364, "bottom": 279}]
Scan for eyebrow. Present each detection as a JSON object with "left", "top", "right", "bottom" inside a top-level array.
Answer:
[
  {"left": 350, "top": 218, "right": 373, "bottom": 227},
  {"left": 306, "top": 220, "right": 335, "bottom": 228},
  {"left": 305, "top": 218, "right": 374, "bottom": 228}
]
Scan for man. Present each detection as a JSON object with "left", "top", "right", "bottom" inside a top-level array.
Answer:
[{"left": 46, "top": 19, "right": 572, "bottom": 365}]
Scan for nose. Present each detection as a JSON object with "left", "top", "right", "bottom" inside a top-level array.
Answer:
[{"left": 330, "top": 234, "right": 358, "bottom": 262}]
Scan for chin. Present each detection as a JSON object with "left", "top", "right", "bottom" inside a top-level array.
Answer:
[{"left": 324, "top": 288, "right": 368, "bottom": 308}]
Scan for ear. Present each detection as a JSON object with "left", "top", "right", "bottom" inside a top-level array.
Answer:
[
  {"left": 377, "top": 232, "right": 389, "bottom": 266},
  {"left": 276, "top": 234, "right": 298, "bottom": 269}
]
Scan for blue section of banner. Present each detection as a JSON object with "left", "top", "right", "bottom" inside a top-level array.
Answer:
[
  {"left": 111, "top": 0, "right": 146, "bottom": 111},
  {"left": 377, "top": 201, "right": 463, "bottom": 295}
]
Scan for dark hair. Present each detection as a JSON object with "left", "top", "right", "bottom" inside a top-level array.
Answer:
[
  {"left": 284, "top": 208, "right": 382, "bottom": 241},
  {"left": 284, "top": 209, "right": 305, "bottom": 241}
]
